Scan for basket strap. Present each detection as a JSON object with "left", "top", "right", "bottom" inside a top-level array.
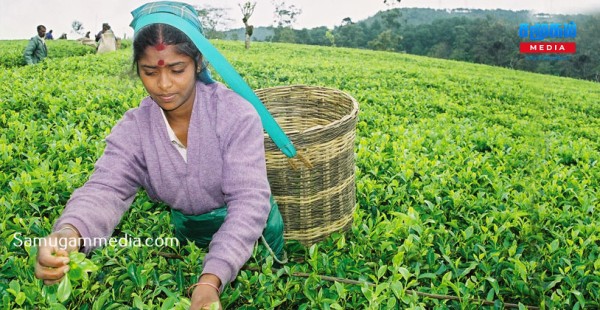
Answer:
[{"left": 130, "top": 12, "right": 297, "bottom": 158}]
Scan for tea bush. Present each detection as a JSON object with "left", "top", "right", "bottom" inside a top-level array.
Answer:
[
  {"left": 0, "top": 40, "right": 96, "bottom": 68},
  {"left": 0, "top": 40, "right": 599, "bottom": 309}
]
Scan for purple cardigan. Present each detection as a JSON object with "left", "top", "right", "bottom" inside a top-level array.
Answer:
[{"left": 54, "top": 81, "right": 271, "bottom": 286}]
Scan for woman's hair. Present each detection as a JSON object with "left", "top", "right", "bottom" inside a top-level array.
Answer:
[{"left": 132, "top": 23, "right": 201, "bottom": 77}]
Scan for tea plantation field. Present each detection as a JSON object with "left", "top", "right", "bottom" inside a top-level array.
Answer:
[
  {"left": 1, "top": 39, "right": 599, "bottom": 309},
  {"left": 0, "top": 40, "right": 97, "bottom": 68}
]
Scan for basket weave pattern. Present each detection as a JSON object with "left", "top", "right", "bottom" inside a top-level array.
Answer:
[{"left": 256, "top": 85, "right": 359, "bottom": 245}]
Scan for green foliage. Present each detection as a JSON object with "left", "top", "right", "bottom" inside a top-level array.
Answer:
[
  {"left": 0, "top": 40, "right": 96, "bottom": 69},
  {"left": 0, "top": 39, "right": 599, "bottom": 309},
  {"left": 40, "top": 251, "right": 99, "bottom": 307},
  {"left": 119, "top": 39, "right": 132, "bottom": 50},
  {"left": 226, "top": 8, "right": 600, "bottom": 82}
]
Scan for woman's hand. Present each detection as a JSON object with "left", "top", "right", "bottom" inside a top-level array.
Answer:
[
  {"left": 189, "top": 274, "right": 222, "bottom": 310},
  {"left": 34, "top": 225, "right": 81, "bottom": 285}
]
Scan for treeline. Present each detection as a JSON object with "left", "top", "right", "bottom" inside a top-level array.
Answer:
[{"left": 224, "top": 8, "right": 600, "bottom": 82}]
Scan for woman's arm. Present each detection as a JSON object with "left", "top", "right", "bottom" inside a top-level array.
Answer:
[
  {"left": 201, "top": 93, "right": 272, "bottom": 290},
  {"left": 52, "top": 110, "right": 146, "bottom": 253},
  {"left": 36, "top": 111, "right": 146, "bottom": 284}
]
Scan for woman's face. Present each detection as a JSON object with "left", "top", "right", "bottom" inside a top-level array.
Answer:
[{"left": 138, "top": 44, "right": 197, "bottom": 113}]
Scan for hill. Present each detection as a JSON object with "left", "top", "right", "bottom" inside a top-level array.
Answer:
[
  {"left": 219, "top": 8, "right": 600, "bottom": 82},
  {"left": 221, "top": 8, "right": 590, "bottom": 41},
  {"left": 1, "top": 40, "right": 599, "bottom": 308}
]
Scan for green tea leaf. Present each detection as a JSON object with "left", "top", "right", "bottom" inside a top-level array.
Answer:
[
  {"left": 56, "top": 274, "right": 72, "bottom": 303},
  {"left": 68, "top": 266, "right": 83, "bottom": 281}
]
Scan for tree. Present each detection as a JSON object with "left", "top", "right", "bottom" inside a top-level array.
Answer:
[
  {"left": 308, "top": 27, "right": 331, "bottom": 45},
  {"left": 382, "top": 8, "right": 402, "bottom": 29},
  {"left": 341, "top": 17, "right": 354, "bottom": 26},
  {"left": 272, "top": 0, "right": 302, "bottom": 28},
  {"left": 71, "top": 20, "right": 85, "bottom": 38},
  {"left": 325, "top": 30, "right": 335, "bottom": 47},
  {"left": 274, "top": 27, "right": 296, "bottom": 43},
  {"left": 239, "top": 2, "right": 257, "bottom": 49},
  {"left": 368, "top": 30, "right": 398, "bottom": 51},
  {"left": 334, "top": 23, "right": 368, "bottom": 48},
  {"left": 362, "top": 9, "right": 403, "bottom": 51},
  {"left": 194, "top": 5, "right": 232, "bottom": 39},
  {"left": 271, "top": 0, "right": 302, "bottom": 44}
]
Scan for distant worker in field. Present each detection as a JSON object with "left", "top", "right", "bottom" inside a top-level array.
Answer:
[
  {"left": 96, "top": 23, "right": 117, "bottom": 54},
  {"left": 23, "top": 25, "right": 48, "bottom": 65},
  {"left": 95, "top": 23, "right": 105, "bottom": 42},
  {"left": 34, "top": 2, "right": 285, "bottom": 310},
  {"left": 95, "top": 23, "right": 111, "bottom": 42},
  {"left": 45, "top": 29, "right": 54, "bottom": 40},
  {"left": 79, "top": 31, "right": 96, "bottom": 48}
]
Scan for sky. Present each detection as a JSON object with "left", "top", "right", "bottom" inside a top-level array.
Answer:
[{"left": 1, "top": 0, "right": 599, "bottom": 40}]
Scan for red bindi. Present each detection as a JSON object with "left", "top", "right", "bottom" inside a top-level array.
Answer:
[
  {"left": 155, "top": 43, "right": 166, "bottom": 51},
  {"left": 157, "top": 59, "right": 165, "bottom": 66}
]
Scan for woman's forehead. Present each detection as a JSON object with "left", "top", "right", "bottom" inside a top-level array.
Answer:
[
  {"left": 140, "top": 44, "right": 190, "bottom": 63},
  {"left": 155, "top": 42, "right": 166, "bottom": 51}
]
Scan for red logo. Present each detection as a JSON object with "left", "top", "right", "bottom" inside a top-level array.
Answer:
[{"left": 519, "top": 42, "right": 576, "bottom": 54}]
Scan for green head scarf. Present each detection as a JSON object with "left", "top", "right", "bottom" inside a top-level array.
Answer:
[{"left": 130, "top": 1, "right": 297, "bottom": 158}]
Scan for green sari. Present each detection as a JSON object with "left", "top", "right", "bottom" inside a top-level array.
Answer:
[{"left": 170, "top": 196, "right": 286, "bottom": 262}]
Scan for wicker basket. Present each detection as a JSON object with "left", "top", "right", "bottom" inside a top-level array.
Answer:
[{"left": 256, "top": 85, "right": 359, "bottom": 245}]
